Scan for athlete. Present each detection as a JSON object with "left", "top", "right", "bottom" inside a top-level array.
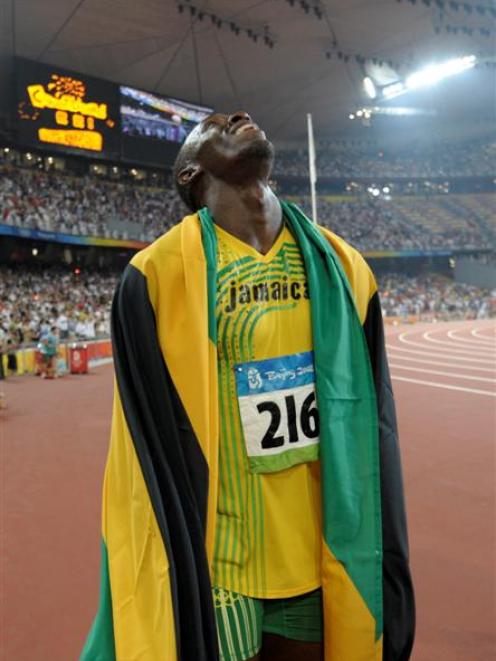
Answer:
[{"left": 82, "top": 112, "right": 415, "bottom": 661}]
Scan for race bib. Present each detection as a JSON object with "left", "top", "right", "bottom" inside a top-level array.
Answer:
[{"left": 234, "top": 351, "right": 320, "bottom": 474}]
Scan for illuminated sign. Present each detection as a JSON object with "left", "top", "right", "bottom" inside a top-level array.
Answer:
[
  {"left": 16, "top": 60, "right": 119, "bottom": 157},
  {"left": 120, "top": 86, "right": 212, "bottom": 144},
  {"left": 38, "top": 128, "right": 103, "bottom": 151},
  {"left": 27, "top": 80, "right": 108, "bottom": 119}
]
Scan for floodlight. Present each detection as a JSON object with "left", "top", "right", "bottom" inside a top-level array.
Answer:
[
  {"left": 363, "top": 76, "right": 377, "bottom": 99},
  {"left": 382, "top": 82, "right": 405, "bottom": 99},
  {"left": 406, "top": 55, "right": 477, "bottom": 90},
  {"left": 366, "top": 106, "right": 437, "bottom": 116}
]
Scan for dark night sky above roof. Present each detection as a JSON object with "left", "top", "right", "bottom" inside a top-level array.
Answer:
[{"left": 0, "top": 0, "right": 494, "bottom": 146}]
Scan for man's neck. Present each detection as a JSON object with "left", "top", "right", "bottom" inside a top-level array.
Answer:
[{"left": 204, "top": 179, "right": 283, "bottom": 255}]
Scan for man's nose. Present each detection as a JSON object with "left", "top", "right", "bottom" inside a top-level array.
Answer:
[{"left": 227, "top": 111, "right": 252, "bottom": 129}]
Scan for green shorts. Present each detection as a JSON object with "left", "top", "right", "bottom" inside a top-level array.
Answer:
[{"left": 213, "top": 587, "right": 323, "bottom": 661}]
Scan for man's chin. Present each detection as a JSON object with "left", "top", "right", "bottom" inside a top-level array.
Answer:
[{"left": 235, "top": 136, "right": 274, "bottom": 166}]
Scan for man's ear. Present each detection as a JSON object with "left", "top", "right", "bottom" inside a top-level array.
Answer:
[{"left": 177, "top": 164, "right": 202, "bottom": 186}]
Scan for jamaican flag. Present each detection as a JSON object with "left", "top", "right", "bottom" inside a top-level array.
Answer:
[{"left": 81, "top": 202, "right": 415, "bottom": 660}]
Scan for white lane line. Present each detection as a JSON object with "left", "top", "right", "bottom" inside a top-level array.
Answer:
[
  {"left": 472, "top": 328, "right": 496, "bottom": 340},
  {"left": 386, "top": 353, "right": 496, "bottom": 372},
  {"left": 391, "top": 375, "right": 496, "bottom": 397},
  {"left": 421, "top": 330, "right": 494, "bottom": 354},
  {"left": 398, "top": 331, "right": 493, "bottom": 357},
  {"left": 386, "top": 345, "right": 494, "bottom": 364},
  {"left": 447, "top": 329, "right": 496, "bottom": 347},
  {"left": 389, "top": 363, "right": 496, "bottom": 383}
]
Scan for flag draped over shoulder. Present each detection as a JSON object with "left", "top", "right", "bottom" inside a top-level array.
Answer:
[{"left": 81, "top": 202, "right": 415, "bottom": 661}]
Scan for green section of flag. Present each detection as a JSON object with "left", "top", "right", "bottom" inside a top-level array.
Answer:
[
  {"left": 281, "top": 201, "right": 383, "bottom": 639},
  {"left": 199, "top": 207, "right": 218, "bottom": 344},
  {"left": 80, "top": 539, "right": 116, "bottom": 661}
]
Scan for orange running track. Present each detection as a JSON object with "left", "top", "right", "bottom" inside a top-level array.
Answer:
[{"left": 1, "top": 320, "right": 495, "bottom": 660}]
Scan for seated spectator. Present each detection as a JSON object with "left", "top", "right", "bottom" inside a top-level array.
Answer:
[
  {"left": 0, "top": 266, "right": 115, "bottom": 349},
  {"left": 0, "top": 163, "right": 185, "bottom": 242},
  {"left": 377, "top": 273, "right": 495, "bottom": 320},
  {"left": 272, "top": 137, "right": 496, "bottom": 179},
  {"left": 0, "top": 147, "right": 493, "bottom": 252}
]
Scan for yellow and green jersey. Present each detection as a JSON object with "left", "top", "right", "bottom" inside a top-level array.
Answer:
[{"left": 213, "top": 223, "right": 322, "bottom": 599}]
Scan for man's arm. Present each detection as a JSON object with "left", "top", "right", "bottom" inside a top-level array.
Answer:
[{"left": 363, "top": 290, "right": 416, "bottom": 661}]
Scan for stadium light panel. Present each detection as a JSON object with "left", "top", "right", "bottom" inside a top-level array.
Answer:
[
  {"left": 382, "top": 55, "right": 477, "bottom": 100},
  {"left": 365, "top": 106, "right": 437, "bottom": 116},
  {"left": 405, "top": 55, "right": 477, "bottom": 90},
  {"left": 382, "top": 82, "right": 405, "bottom": 99},
  {"left": 363, "top": 76, "right": 377, "bottom": 99}
]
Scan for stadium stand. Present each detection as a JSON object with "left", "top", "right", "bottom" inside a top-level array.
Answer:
[
  {"left": 0, "top": 266, "right": 114, "bottom": 345},
  {"left": 1, "top": 266, "right": 493, "bottom": 353},
  {"left": 1, "top": 142, "right": 494, "bottom": 341},
  {"left": 378, "top": 273, "right": 495, "bottom": 320},
  {"left": 272, "top": 138, "right": 496, "bottom": 179},
  {"left": 0, "top": 159, "right": 493, "bottom": 251},
  {"left": 286, "top": 195, "right": 492, "bottom": 251},
  {"left": 0, "top": 163, "right": 181, "bottom": 242}
]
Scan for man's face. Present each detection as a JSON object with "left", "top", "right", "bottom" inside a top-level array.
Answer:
[{"left": 181, "top": 111, "right": 274, "bottom": 184}]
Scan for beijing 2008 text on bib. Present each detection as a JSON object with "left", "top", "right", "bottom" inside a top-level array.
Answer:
[{"left": 235, "top": 351, "right": 320, "bottom": 473}]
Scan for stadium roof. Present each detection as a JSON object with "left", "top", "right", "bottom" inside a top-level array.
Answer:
[{"left": 0, "top": 0, "right": 494, "bottom": 145}]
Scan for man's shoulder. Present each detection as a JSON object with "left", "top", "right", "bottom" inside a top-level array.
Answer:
[
  {"left": 318, "top": 225, "right": 369, "bottom": 271},
  {"left": 132, "top": 221, "right": 184, "bottom": 269},
  {"left": 130, "top": 216, "right": 195, "bottom": 272},
  {"left": 317, "top": 225, "right": 377, "bottom": 320}
]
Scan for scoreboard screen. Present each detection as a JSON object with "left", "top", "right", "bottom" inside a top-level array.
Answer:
[
  {"left": 15, "top": 59, "right": 120, "bottom": 158},
  {"left": 14, "top": 60, "right": 213, "bottom": 167},
  {"left": 120, "top": 86, "right": 212, "bottom": 166},
  {"left": 120, "top": 86, "right": 212, "bottom": 143}
]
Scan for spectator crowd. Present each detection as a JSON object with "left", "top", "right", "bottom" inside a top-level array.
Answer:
[
  {"left": 0, "top": 164, "right": 183, "bottom": 242},
  {"left": 272, "top": 138, "right": 496, "bottom": 179},
  {"left": 0, "top": 267, "right": 493, "bottom": 365},
  {"left": 378, "top": 273, "right": 495, "bottom": 320},
  {"left": 0, "top": 161, "right": 493, "bottom": 252},
  {"left": 0, "top": 139, "right": 494, "bottom": 381},
  {"left": 0, "top": 267, "right": 115, "bottom": 354},
  {"left": 293, "top": 196, "right": 492, "bottom": 252}
]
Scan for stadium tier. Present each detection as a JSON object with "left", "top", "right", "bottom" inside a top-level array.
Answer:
[
  {"left": 379, "top": 273, "right": 495, "bottom": 319},
  {"left": 1, "top": 266, "right": 493, "bottom": 364},
  {"left": 292, "top": 195, "right": 493, "bottom": 252},
  {"left": 0, "top": 266, "right": 114, "bottom": 344},
  {"left": 0, "top": 162, "right": 181, "bottom": 242},
  {"left": 272, "top": 138, "right": 495, "bottom": 179},
  {"left": 0, "top": 156, "right": 494, "bottom": 252}
]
